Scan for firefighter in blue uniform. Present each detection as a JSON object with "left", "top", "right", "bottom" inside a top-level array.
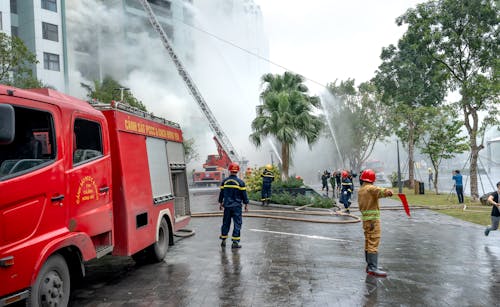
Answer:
[
  {"left": 261, "top": 164, "right": 275, "bottom": 206},
  {"left": 219, "top": 162, "right": 249, "bottom": 248},
  {"left": 340, "top": 170, "right": 353, "bottom": 213}
]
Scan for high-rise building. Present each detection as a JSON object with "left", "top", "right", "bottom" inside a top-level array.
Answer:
[
  {"left": 0, "top": 0, "right": 68, "bottom": 92},
  {"left": 67, "top": 0, "right": 195, "bottom": 87},
  {"left": 0, "top": 0, "right": 269, "bottom": 101}
]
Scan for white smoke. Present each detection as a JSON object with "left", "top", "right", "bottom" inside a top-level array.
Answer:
[{"left": 65, "top": 0, "right": 271, "bottom": 171}]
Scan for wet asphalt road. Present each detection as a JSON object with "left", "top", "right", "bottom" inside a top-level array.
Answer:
[{"left": 69, "top": 188, "right": 500, "bottom": 306}]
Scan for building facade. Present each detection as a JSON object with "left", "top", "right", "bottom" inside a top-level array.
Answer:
[
  {"left": 0, "top": 0, "right": 269, "bottom": 99},
  {"left": 0, "top": 0, "right": 68, "bottom": 92}
]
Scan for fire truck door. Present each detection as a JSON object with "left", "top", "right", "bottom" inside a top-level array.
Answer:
[
  {"left": 67, "top": 117, "right": 112, "bottom": 239},
  {"left": 0, "top": 103, "right": 65, "bottom": 271}
]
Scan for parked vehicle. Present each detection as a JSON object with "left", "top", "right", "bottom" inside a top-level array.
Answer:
[{"left": 0, "top": 85, "right": 191, "bottom": 306}]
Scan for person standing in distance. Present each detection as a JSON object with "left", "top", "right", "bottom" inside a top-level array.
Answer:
[
  {"left": 358, "top": 169, "right": 394, "bottom": 277},
  {"left": 219, "top": 162, "right": 249, "bottom": 248},
  {"left": 340, "top": 170, "right": 353, "bottom": 213},
  {"left": 484, "top": 181, "right": 500, "bottom": 236},
  {"left": 261, "top": 164, "right": 275, "bottom": 206},
  {"left": 452, "top": 170, "right": 464, "bottom": 204}
]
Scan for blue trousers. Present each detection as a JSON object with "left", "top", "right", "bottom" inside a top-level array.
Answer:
[
  {"left": 340, "top": 191, "right": 351, "bottom": 208},
  {"left": 455, "top": 185, "right": 464, "bottom": 203},
  {"left": 220, "top": 206, "right": 242, "bottom": 242},
  {"left": 261, "top": 183, "right": 272, "bottom": 200}
]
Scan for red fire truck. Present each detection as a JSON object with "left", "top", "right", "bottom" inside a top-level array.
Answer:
[
  {"left": 192, "top": 137, "right": 231, "bottom": 187},
  {"left": 0, "top": 85, "right": 191, "bottom": 306}
]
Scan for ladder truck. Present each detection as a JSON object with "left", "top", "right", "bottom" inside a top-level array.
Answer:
[{"left": 138, "top": 0, "right": 248, "bottom": 180}]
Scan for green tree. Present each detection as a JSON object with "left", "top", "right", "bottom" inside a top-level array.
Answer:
[
  {"left": 373, "top": 27, "right": 448, "bottom": 188},
  {"left": 250, "top": 72, "right": 324, "bottom": 179},
  {"left": 81, "top": 76, "right": 147, "bottom": 111},
  {"left": 419, "top": 106, "right": 469, "bottom": 193},
  {"left": 0, "top": 32, "right": 45, "bottom": 88},
  {"left": 326, "top": 79, "right": 391, "bottom": 172},
  {"left": 183, "top": 137, "right": 199, "bottom": 164},
  {"left": 397, "top": 0, "right": 499, "bottom": 199}
]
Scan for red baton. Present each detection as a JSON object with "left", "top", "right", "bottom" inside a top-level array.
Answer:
[{"left": 398, "top": 193, "right": 411, "bottom": 217}]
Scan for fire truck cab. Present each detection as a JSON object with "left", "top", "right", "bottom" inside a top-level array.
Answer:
[{"left": 0, "top": 85, "right": 191, "bottom": 306}]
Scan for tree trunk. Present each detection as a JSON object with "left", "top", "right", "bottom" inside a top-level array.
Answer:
[
  {"left": 434, "top": 170, "right": 439, "bottom": 194},
  {"left": 462, "top": 96, "right": 482, "bottom": 201},
  {"left": 281, "top": 143, "right": 289, "bottom": 180},
  {"left": 469, "top": 140, "right": 480, "bottom": 201}
]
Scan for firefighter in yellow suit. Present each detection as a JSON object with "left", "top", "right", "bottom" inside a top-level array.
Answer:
[{"left": 358, "top": 169, "right": 393, "bottom": 277}]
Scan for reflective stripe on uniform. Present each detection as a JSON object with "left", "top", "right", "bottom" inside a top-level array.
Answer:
[
  {"left": 361, "top": 209, "right": 380, "bottom": 221},
  {"left": 221, "top": 179, "right": 247, "bottom": 190}
]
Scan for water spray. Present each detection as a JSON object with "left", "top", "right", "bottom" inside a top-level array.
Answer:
[
  {"left": 319, "top": 96, "right": 343, "bottom": 167},
  {"left": 268, "top": 139, "right": 283, "bottom": 165}
]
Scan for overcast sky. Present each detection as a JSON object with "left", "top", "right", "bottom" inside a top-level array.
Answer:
[{"left": 253, "top": 0, "right": 424, "bottom": 94}]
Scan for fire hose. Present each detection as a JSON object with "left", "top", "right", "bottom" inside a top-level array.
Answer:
[
  {"left": 191, "top": 203, "right": 361, "bottom": 224},
  {"left": 190, "top": 194, "right": 478, "bottom": 225}
]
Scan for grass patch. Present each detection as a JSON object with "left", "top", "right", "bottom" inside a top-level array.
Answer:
[{"left": 398, "top": 188, "right": 491, "bottom": 226}]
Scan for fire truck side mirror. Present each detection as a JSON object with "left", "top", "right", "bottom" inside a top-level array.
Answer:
[{"left": 0, "top": 104, "right": 15, "bottom": 145}]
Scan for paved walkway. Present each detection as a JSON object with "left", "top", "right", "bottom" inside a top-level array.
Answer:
[{"left": 70, "top": 189, "right": 500, "bottom": 306}]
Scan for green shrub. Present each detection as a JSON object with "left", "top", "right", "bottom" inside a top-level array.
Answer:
[{"left": 248, "top": 189, "right": 336, "bottom": 208}]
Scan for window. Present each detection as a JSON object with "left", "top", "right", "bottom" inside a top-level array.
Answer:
[
  {"left": 10, "top": 0, "right": 17, "bottom": 14},
  {"left": 41, "top": 0, "right": 57, "bottom": 12},
  {"left": 42, "top": 22, "right": 58, "bottom": 42},
  {"left": 0, "top": 106, "right": 56, "bottom": 179},
  {"left": 11, "top": 26, "right": 18, "bottom": 37},
  {"left": 43, "top": 52, "right": 60, "bottom": 71},
  {"left": 73, "top": 119, "right": 103, "bottom": 165}
]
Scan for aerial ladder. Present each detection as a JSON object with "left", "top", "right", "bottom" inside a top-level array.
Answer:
[{"left": 138, "top": 0, "right": 246, "bottom": 172}]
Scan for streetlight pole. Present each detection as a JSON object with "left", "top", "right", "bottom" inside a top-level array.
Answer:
[{"left": 397, "top": 140, "right": 402, "bottom": 194}]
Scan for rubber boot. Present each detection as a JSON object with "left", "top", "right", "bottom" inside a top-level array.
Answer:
[
  {"left": 232, "top": 241, "right": 242, "bottom": 249},
  {"left": 221, "top": 239, "right": 226, "bottom": 247},
  {"left": 366, "top": 253, "right": 387, "bottom": 277}
]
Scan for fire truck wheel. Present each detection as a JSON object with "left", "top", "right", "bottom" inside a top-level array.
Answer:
[
  {"left": 151, "top": 218, "right": 170, "bottom": 262},
  {"left": 29, "top": 254, "right": 70, "bottom": 307}
]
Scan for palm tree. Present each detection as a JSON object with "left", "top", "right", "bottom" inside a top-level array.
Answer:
[{"left": 250, "top": 72, "right": 324, "bottom": 179}]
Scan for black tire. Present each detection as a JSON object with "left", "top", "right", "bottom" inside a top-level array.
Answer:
[
  {"left": 29, "top": 254, "right": 70, "bottom": 307},
  {"left": 150, "top": 218, "right": 170, "bottom": 262}
]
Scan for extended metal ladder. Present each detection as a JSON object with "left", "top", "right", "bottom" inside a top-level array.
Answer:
[{"left": 138, "top": 0, "right": 242, "bottom": 164}]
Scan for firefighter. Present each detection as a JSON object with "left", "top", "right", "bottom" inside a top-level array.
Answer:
[
  {"left": 219, "top": 162, "right": 249, "bottom": 248},
  {"left": 335, "top": 170, "right": 342, "bottom": 196},
  {"left": 358, "top": 169, "right": 393, "bottom": 277},
  {"left": 340, "top": 170, "right": 353, "bottom": 213},
  {"left": 261, "top": 164, "right": 275, "bottom": 206},
  {"left": 330, "top": 171, "right": 337, "bottom": 198},
  {"left": 321, "top": 170, "right": 330, "bottom": 194}
]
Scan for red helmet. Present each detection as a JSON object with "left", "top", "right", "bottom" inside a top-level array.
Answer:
[
  {"left": 228, "top": 162, "right": 240, "bottom": 173},
  {"left": 341, "top": 170, "right": 349, "bottom": 178},
  {"left": 360, "top": 169, "right": 376, "bottom": 183}
]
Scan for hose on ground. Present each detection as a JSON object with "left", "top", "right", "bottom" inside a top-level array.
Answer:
[
  {"left": 174, "top": 228, "right": 196, "bottom": 237},
  {"left": 192, "top": 205, "right": 361, "bottom": 224}
]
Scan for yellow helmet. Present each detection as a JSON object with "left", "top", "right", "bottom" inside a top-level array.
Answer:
[{"left": 265, "top": 164, "right": 272, "bottom": 170}]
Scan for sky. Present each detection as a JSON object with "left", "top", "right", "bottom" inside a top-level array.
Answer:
[
  {"left": 252, "top": 0, "right": 424, "bottom": 94},
  {"left": 245, "top": 0, "right": 425, "bottom": 180},
  {"left": 63, "top": 0, "right": 498, "bottom": 184}
]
